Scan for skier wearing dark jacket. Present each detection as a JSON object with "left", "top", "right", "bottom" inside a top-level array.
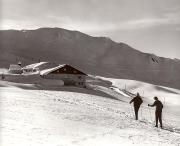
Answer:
[
  {"left": 130, "top": 93, "right": 143, "bottom": 120},
  {"left": 148, "top": 97, "right": 163, "bottom": 128}
]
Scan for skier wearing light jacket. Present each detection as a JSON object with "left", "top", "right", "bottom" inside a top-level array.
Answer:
[
  {"left": 130, "top": 93, "right": 143, "bottom": 120},
  {"left": 148, "top": 97, "right": 163, "bottom": 128}
]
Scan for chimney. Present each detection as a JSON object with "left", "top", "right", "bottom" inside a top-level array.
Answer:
[{"left": 18, "top": 61, "right": 22, "bottom": 66}]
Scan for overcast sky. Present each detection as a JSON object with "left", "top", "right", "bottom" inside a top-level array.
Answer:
[{"left": 1, "top": 0, "right": 180, "bottom": 59}]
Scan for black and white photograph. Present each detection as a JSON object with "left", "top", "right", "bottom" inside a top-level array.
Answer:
[{"left": 0, "top": 0, "right": 180, "bottom": 145}]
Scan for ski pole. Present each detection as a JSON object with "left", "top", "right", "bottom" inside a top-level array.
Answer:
[
  {"left": 128, "top": 105, "right": 132, "bottom": 117},
  {"left": 148, "top": 107, "right": 153, "bottom": 123},
  {"left": 130, "top": 104, "right": 135, "bottom": 119},
  {"left": 140, "top": 106, "right": 143, "bottom": 120},
  {"left": 162, "top": 97, "right": 169, "bottom": 126}
]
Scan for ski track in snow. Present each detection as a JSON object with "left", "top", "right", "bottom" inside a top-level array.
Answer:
[{"left": 0, "top": 81, "right": 180, "bottom": 146}]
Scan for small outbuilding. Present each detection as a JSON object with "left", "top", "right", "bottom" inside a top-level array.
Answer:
[
  {"left": 8, "top": 64, "right": 22, "bottom": 74},
  {"left": 40, "top": 64, "right": 87, "bottom": 87}
]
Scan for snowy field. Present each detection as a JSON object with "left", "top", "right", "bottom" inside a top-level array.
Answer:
[{"left": 0, "top": 78, "right": 180, "bottom": 146}]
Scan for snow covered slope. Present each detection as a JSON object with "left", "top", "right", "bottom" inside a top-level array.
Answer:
[
  {"left": 97, "top": 77, "right": 180, "bottom": 130},
  {"left": 0, "top": 80, "right": 180, "bottom": 146},
  {"left": 109, "top": 78, "right": 180, "bottom": 105}
]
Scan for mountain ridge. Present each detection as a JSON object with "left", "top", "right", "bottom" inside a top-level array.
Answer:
[{"left": 0, "top": 27, "right": 180, "bottom": 89}]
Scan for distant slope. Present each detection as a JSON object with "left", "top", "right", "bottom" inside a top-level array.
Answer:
[
  {"left": 0, "top": 27, "right": 180, "bottom": 89},
  {"left": 101, "top": 77, "right": 180, "bottom": 106}
]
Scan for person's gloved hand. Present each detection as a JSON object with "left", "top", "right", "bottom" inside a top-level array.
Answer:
[{"left": 148, "top": 104, "right": 150, "bottom": 106}]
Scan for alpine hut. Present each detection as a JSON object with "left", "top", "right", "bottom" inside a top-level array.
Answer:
[{"left": 40, "top": 64, "right": 87, "bottom": 87}]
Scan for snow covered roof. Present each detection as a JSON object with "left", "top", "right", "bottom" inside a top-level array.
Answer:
[
  {"left": 23, "top": 62, "right": 48, "bottom": 69},
  {"left": 9, "top": 64, "right": 22, "bottom": 70},
  {"left": 40, "top": 64, "right": 66, "bottom": 75}
]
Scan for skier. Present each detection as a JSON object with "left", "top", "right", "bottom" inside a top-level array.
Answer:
[
  {"left": 148, "top": 97, "right": 163, "bottom": 128},
  {"left": 129, "top": 93, "right": 143, "bottom": 120}
]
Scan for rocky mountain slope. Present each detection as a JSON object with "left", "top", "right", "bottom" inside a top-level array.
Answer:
[{"left": 0, "top": 27, "right": 180, "bottom": 89}]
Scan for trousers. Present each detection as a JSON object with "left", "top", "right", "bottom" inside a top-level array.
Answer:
[
  {"left": 155, "top": 110, "right": 162, "bottom": 127},
  {"left": 134, "top": 106, "right": 140, "bottom": 120}
]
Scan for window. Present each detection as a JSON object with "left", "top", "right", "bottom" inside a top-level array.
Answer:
[{"left": 78, "top": 82, "right": 83, "bottom": 85}]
